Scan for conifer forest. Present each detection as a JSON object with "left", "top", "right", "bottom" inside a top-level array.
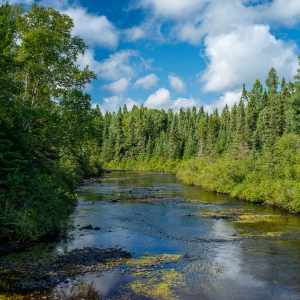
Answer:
[{"left": 1, "top": 3, "right": 300, "bottom": 242}]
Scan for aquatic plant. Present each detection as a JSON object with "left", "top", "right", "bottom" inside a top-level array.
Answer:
[{"left": 130, "top": 269, "right": 184, "bottom": 300}]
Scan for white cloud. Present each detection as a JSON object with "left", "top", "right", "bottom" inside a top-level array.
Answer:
[
  {"left": 144, "top": 88, "right": 199, "bottom": 110},
  {"left": 97, "top": 50, "right": 139, "bottom": 81},
  {"left": 124, "top": 26, "right": 146, "bottom": 41},
  {"left": 205, "top": 90, "right": 242, "bottom": 112},
  {"left": 77, "top": 49, "right": 100, "bottom": 73},
  {"left": 169, "top": 75, "right": 186, "bottom": 92},
  {"left": 173, "top": 22, "right": 203, "bottom": 45},
  {"left": 258, "top": 0, "right": 300, "bottom": 26},
  {"left": 78, "top": 49, "right": 148, "bottom": 83},
  {"left": 173, "top": 98, "right": 198, "bottom": 110},
  {"left": 100, "top": 96, "right": 139, "bottom": 112},
  {"left": 199, "top": 1, "right": 257, "bottom": 38},
  {"left": 64, "top": 7, "right": 119, "bottom": 48},
  {"left": 139, "top": 0, "right": 207, "bottom": 19},
  {"left": 144, "top": 88, "right": 172, "bottom": 109},
  {"left": 202, "top": 25, "right": 298, "bottom": 92},
  {"left": 103, "top": 78, "right": 129, "bottom": 94},
  {"left": 135, "top": 74, "right": 159, "bottom": 89},
  {"left": 140, "top": 0, "right": 300, "bottom": 41}
]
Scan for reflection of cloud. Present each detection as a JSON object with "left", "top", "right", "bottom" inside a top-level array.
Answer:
[
  {"left": 83, "top": 271, "right": 127, "bottom": 297},
  {"left": 212, "top": 221, "right": 265, "bottom": 288}
]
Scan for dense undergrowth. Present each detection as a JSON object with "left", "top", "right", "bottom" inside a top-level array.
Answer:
[
  {"left": 105, "top": 158, "right": 180, "bottom": 173},
  {"left": 177, "top": 133, "right": 300, "bottom": 213}
]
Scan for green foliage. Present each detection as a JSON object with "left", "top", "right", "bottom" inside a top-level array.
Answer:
[
  {"left": 105, "top": 158, "right": 180, "bottom": 173},
  {"left": 0, "top": 4, "right": 101, "bottom": 242},
  {"left": 178, "top": 134, "right": 300, "bottom": 213},
  {"left": 87, "top": 55, "right": 300, "bottom": 213},
  {"left": 2, "top": 3, "right": 300, "bottom": 244}
]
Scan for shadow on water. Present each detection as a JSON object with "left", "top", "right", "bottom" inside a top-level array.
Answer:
[{"left": 2, "top": 171, "right": 300, "bottom": 299}]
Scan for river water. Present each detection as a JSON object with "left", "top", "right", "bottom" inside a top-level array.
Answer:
[{"left": 5, "top": 171, "right": 300, "bottom": 299}]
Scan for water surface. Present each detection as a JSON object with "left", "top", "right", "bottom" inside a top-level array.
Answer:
[
  {"left": 53, "top": 171, "right": 300, "bottom": 300},
  {"left": 4, "top": 171, "right": 300, "bottom": 300}
]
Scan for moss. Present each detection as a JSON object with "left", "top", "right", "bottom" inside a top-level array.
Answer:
[
  {"left": 234, "top": 214, "right": 284, "bottom": 224},
  {"left": 238, "top": 231, "right": 284, "bottom": 238},
  {"left": 198, "top": 209, "right": 241, "bottom": 220},
  {"left": 125, "top": 255, "right": 183, "bottom": 299},
  {"left": 129, "top": 269, "right": 183, "bottom": 300},
  {"left": 0, "top": 296, "right": 25, "bottom": 300},
  {"left": 125, "top": 254, "right": 182, "bottom": 268},
  {"left": 198, "top": 208, "right": 291, "bottom": 239}
]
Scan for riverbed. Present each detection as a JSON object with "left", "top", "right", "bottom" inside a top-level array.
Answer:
[{"left": 2, "top": 171, "right": 300, "bottom": 299}]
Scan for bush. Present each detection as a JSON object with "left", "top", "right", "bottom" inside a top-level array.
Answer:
[
  {"left": 0, "top": 168, "right": 76, "bottom": 241},
  {"left": 105, "top": 158, "right": 180, "bottom": 173},
  {"left": 177, "top": 135, "right": 300, "bottom": 213}
]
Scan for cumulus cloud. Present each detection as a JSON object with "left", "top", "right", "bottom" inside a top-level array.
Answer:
[
  {"left": 137, "top": 0, "right": 299, "bottom": 96},
  {"left": 144, "top": 88, "right": 199, "bottom": 110},
  {"left": 135, "top": 74, "right": 159, "bottom": 89},
  {"left": 64, "top": 7, "right": 119, "bottom": 48},
  {"left": 96, "top": 50, "right": 139, "bottom": 81},
  {"left": 202, "top": 25, "right": 298, "bottom": 92},
  {"left": 173, "top": 98, "right": 198, "bottom": 110},
  {"left": 139, "top": 0, "right": 207, "bottom": 19},
  {"left": 205, "top": 90, "right": 242, "bottom": 112},
  {"left": 144, "top": 88, "right": 172, "bottom": 109},
  {"left": 77, "top": 49, "right": 100, "bottom": 73},
  {"left": 258, "top": 0, "right": 300, "bottom": 26},
  {"left": 100, "top": 96, "right": 139, "bottom": 112},
  {"left": 124, "top": 26, "right": 146, "bottom": 41},
  {"left": 169, "top": 75, "right": 186, "bottom": 92},
  {"left": 173, "top": 22, "right": 203, "bottom": 45},
  {"left": 78, "top": 49, "right": 149, "bottom": 84},
  {"left": 103, "top": 78, "right": 129, "bottom": 94}
]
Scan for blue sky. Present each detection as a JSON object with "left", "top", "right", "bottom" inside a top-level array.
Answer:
[{"left": 13, "top": 0, "right": 300, "bottom": 111}]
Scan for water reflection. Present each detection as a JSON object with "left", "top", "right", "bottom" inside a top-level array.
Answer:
[{"left": 58, "top": 171, "right": 300, "bottom": 300}]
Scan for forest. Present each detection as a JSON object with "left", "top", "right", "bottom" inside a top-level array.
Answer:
[{"left": 1, "top": 3, "right": 300, "bottom": 243}]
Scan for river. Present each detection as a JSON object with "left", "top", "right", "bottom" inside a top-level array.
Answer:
[{"left": 3, "top": 171, "right": 300, "bottom": 299}]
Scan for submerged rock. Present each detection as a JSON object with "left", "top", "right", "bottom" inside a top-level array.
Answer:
[
  {"left": 79, "top": 225, "right": 101, "bottom": 231},
  {"left": 0, "top": 247, "right": 131, "bottom": 294}
]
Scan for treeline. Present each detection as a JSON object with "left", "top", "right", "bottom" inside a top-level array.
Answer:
[
  {"left": 99, "top": 66, "right": 300, "bottom": 212},
  {"left": 0, "top": 4, "right": 103, "bottom": 241},
  {"left": 100, "top": 68, "right": 299, "bottom": 161},
  {"left": 2, "top": 3, "right": 300, "bottom": 243}
]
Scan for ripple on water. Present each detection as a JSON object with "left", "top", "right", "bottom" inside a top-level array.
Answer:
[{"left": 3, "top": 171, "right": 300, "bottom": 300}]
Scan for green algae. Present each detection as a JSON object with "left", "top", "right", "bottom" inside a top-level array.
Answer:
[
  {"left": 125, "top": 254, "right": 182, "bottom": 268},
  {"left": 123, "top": 254, "right": 184, "bottom": 299},
  {"left": 234, "top": 213, "right": 285, "bottom": 224},
  {"left": 129, "top": 269, "right": 184, "bottom": 300},
  {"left": 197, "top": 207, "right": 294, "bottom": 239}
]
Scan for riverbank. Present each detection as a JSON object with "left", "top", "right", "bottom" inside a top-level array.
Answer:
[
  {"left": 104, "top": 135, "right": 300, "bottom": 214},
  {"left": 3, "top": 171, "right": 300, "bottom": 299},
  {"left": 177, "top": 154, "right": 300, "bottom": 214}
]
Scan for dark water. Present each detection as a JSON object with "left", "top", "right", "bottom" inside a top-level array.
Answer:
[{"left": 6, "top": 171, "right": 300, "bottom": 299}]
